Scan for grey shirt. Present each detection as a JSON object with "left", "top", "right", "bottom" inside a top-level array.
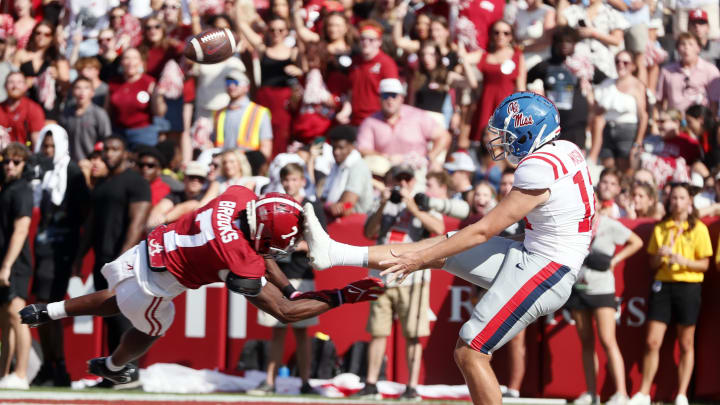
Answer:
[
  {"left": 577, "top": 216, "right": 632, "bottom": 295},
  {"left": 342, "top": 159, "right": 374, "bottom": 214},
  {"left": 60, "top": 103, "right": 112, "bottom": 161}
]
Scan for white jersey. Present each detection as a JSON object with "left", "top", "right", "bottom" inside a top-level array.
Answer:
[{"left": 513, "top": 140, "right": 595, "bottom": 270}]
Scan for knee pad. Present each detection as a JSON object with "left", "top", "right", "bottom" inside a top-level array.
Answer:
[{"left": 226, "top": 273, "right": 262, "bottom": 297}]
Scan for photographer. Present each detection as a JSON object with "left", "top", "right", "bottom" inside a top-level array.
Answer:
[
  {"left": 567, "top": 195, "right": 643, "bottom": 405},
  {"left": 355, "top": 164, "right": 443, "bottom": 400}
]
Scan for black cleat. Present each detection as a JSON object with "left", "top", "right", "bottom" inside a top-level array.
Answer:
[
  {"left": 87, "top": 357, "right": 138, "bottom": 385},
  {"left": 20, "top": 304, "right": 50, "bottom": 327}
]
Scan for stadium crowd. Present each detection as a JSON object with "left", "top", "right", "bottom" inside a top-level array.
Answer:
[{"left": 0, "top": 0, "right": 719, "bottom": 403}]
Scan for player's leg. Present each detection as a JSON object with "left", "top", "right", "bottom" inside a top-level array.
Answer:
[
  {"left": 456, "top": 246, "right": 575, "bottom": 405},
  {"left": 571, "top": 309, "right": 598, "bottom": 396},
  {"left": 108, "top": 328, "right": 161, "bottom": 366},
  {"left": 454, "top": 339, "right": 502, "bottom": 405},
  {"left": 302, "top": 201, "right": 446, "bottom": 270},
  {"left": 595, "top": 306, "right": 627, "bottom": 398}
]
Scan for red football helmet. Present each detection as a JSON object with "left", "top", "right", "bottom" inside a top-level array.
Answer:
[{"left": 246, "top": 192, "right": 304, "bottom": 257}]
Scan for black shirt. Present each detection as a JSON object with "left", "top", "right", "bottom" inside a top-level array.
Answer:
[
  {"left": 0, "top": 178, "right": 33, "bottom": 273},
  {"left": 527, "top": 58, "right": 607, "bottom": 130},
  {"left": 276, "top": 197, "right": 327, "bottom": 280},
  {"left": 91, "top": 169, "right": 151, "bottom": 262}
]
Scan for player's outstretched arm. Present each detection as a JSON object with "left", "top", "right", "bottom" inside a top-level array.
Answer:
[
  {"left": 380, "top": 187, "right": 549, "bottom": 282},
  {"left": 247, "top": 278, "right": 385, "bottom": 324}
]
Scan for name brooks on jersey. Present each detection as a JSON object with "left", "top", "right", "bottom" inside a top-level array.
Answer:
[{"left": 217, "top": 201, "right": 239, "bottom": 243}]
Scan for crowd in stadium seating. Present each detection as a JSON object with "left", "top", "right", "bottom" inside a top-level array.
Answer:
[{"left": 0, "top": 0, "right": 719, "bottom": 402}]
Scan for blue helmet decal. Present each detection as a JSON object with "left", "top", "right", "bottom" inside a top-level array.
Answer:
[{"left": 486, "top": 92, "right": 561, "bottom": 165}]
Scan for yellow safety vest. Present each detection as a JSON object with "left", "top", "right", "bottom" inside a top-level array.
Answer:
[{"left": 214, "top": 102, "right": 268, "bottom": 150}]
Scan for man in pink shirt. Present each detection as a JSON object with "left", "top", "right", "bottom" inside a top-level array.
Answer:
[
  {"left": 658, "top": 32, "right": 719, "bottom": 114},
  {"left": 357, "top": 79, "right": 450, "bottom": 174}
]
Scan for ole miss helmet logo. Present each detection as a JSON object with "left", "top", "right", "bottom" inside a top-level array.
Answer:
[{"left": 507, "top": 100, "right": 533, "bottom": 128}]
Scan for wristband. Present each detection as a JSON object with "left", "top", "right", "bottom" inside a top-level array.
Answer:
[{"left": 281, "top": 284, "right": 297, "bottom": 299}]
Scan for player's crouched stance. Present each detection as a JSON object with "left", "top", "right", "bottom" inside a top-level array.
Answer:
[
  {"left": 19, "top": 187, "right": 384, "bottom": 384},
  {"left": 303, "top": 92, "right": 594, "bottom": 405}
]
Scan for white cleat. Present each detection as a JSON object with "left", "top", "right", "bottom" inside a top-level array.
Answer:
[
  {"left": 627, "top": 392, "right": 651, "bottom": 405},
  {"left": 303, "top": 202, "right": 333, "bottom": 270}
]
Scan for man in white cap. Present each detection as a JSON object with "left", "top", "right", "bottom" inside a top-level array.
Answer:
[
  {"left": 210, "top": 69, "right": 273, "bottom": 159},
  {"left": 444, "top": 151, "right": 476, "bottom": 202},
  {"left": 357, "top": 78, "right": 450, "bottom": 184}
]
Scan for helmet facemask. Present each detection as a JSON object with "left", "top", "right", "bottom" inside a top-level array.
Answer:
[
  {"left": 486, "top": 125, "right": 523, "bottom": 165},
  {"left": 246, "top": 197, "right": 303, "bottom": 259}
]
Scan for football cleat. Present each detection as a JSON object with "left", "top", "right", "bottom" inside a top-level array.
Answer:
[
  {"left": 87, "top": 357, "right": 138, "bottom": 385},
  {"left": 302, "top": 202, "right": 333, "bottom": 270}
]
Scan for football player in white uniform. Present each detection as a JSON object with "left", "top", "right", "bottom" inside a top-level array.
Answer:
[{"left": 303, "top": 92, "right": 595, "bottom": 404}]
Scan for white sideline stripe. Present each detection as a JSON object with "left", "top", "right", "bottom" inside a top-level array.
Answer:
[{"left": 0, "top": 391, "right": 566, "bottom": 404}]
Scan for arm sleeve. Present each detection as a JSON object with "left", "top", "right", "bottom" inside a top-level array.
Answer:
[
  {"left": 646, "top": 225, "right": 660, "bottom": 255},
  {"left": 97, "top": 108, "right": 113, "bottom": 139},
  {"left": 608, "top": 218, "right": 632, "bottom": 245},
  {"left": 344, "top": 163, "right": 371, "bottom": 196},
  {"left": 356, "top": 119, "right": 375, "bottom": 151},
  {"left": 513, "top": 159, "right": 557, "bottom": 189},
  {"left": 421, "top": 109, "right": 442, "bottom": 141},
  {"left": 12, "top": 184, "right": 33, "bottom": 220},
  {"left": 29, "top": 102, "right": 46, "bottom": 132},
  {"left": 128, "top": 174, "right": 152, "bottom": 203},
  {"left": 259, "top": 110, "right": 273, "bottom": 140},
  {"left": 694, "top": 223, "right": 713, "bottom": 259}
]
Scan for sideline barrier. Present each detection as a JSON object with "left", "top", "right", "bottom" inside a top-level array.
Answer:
[{"left": 51, "top": 214, "right": 719, "bottom": 401}]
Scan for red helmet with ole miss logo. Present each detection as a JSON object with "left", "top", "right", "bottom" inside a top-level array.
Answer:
[{"left": 246, "top": 192, "right": 304, "bottom": 257}]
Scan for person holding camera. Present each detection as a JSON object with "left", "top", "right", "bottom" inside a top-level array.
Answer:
[
  {"left": 567, "top": 194, "right": 643, "bottom": 405},
  {"left": 354, "top": 164, "right": 444, "bottom": 400}
]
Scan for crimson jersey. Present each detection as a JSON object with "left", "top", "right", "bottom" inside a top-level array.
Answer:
[{"left": 151, "top": 186, "right": 265, "bottom": 289}]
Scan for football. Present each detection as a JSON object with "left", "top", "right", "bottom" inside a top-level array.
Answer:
[{"left": 184, "top": 28, "right": 237, "bottom": 64}]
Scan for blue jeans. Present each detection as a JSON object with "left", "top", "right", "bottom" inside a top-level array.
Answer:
[{"left": 116, "top": 117, "right": 171, "bottom": 149}]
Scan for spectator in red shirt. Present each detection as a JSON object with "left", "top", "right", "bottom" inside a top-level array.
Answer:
[
  {"left": 346, "top": 20, "right": 399, "bottom": 126},
  {"left": 0, "top": 71, "right": 45, "bottom": 147},
  {"left": 107, "top": 48, "right": 168, "bottom": 148}
]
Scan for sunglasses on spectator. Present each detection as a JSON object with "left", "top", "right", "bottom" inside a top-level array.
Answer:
[
  {"left": 2, "top": 158, "right": 23, "bottom": 166},
  {"left": 111, "top": 14, "right": 125, "bottom": 19},
  {"left": 187, "top": 175, "right": 206, "bottom": 182},
  {"left": 225, "top": 78, "right": 242, "bottom": 87},
  {"left": 139, "top": 162, "right": 159, "bottom": 169},
  {"left": 380, "top": 92, "right": 401, "bottom": 100},
  {"left": 395, "top": 174, "right": 413, "bottom": 182}
]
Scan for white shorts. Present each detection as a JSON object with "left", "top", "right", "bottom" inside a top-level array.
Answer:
[
  {"left": 443, "top": 236, "right": 577, "bottom": 354},
  {"left": 100, "top": 242, "right": 186, "bottom": 337},
  {"left": 257, "top": 279, "right": 318, "bottom": 328}
]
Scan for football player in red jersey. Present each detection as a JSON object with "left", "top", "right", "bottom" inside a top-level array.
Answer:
[{"left": 19, "top": 186, "right": 384, "bottom": 384}]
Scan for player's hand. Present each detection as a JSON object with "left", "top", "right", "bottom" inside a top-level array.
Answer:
[
  {"left": 379, "top": 249, "right": 425, "bottom": 284},
  {"left": 340, "top": 277, "right": 385, "bottom": 303}
]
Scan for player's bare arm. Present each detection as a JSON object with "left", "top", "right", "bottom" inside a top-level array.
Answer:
[{"left": 379, "top": 187, "right": 550, "bottom": 281}]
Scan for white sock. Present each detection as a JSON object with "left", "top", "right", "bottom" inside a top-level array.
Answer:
[
  {"left": 47, "top": 302, "right": 67, "bottom": 320},
  {"left": 330, "top": 241, "right": 368, "bottom": 267},
  {"left": 507, "top": 389, "right": 520, "bottom": 398},
  {"left": 105, "top": 356, "right": 124, "bottom": 372}
]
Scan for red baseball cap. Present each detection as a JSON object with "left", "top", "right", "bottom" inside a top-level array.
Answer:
[{"left": 689, "top": 9, "right": 708, "bottom": 22}]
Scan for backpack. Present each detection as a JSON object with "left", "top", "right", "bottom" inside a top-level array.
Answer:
[
  {"left": 236, "top": 339, "right": 270, "bottom": 371},
  {"left": 310, "top": 336, "right": 340, "bottom": 379},
  {"left": 341, "top": 341, "right": 386, "bottom": 380}
]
